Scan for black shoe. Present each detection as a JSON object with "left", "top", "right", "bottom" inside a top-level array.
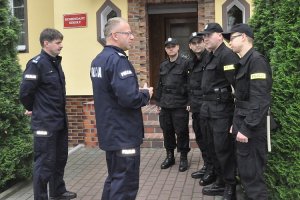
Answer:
[
  {"left": 179, "top": 159, "right": 188, "bottom": 172},
  {"left": 199, "top": 172, "right": 216, "bottom": 186},
  {"left": 222, "top": 184, "right": 236, "bottom": 200},
  {"left": 50, "top": 191, "right": 77, "bottom": 200},
  {"left": 202, "top": 181, "right": 225, "bottom": 196},
  {"left": 191, "top": 165, "right": 207, "bottom": 179},
  {"left": 161, "top": 150, "right": 175, "bottom": 169}
]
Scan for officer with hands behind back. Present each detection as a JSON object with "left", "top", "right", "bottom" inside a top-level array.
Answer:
[
  {"left": 199, "top": 23, "right": 239, "bottom": 200},
  {"left": 186, "top": 32, "right": 210, "bottom": 179},
  {"left": 90, "top": 17, "right": 153, "bottom": 200},
  {"left": 19, "top": 28, "right": 76, "bottom": 200},
  {"left": 156, "top": 38, "right": 190, "bottom": 172},
  {"left": 223, "top": 23, "right": 272, "bottom": 200}
]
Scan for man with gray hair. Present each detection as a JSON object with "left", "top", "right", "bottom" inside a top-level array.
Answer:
[{"left": 90, "top": 17, "right": 153, "bottom": 200}]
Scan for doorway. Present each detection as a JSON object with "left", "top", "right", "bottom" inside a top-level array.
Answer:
[{"left": 148, "top": 12, "right": 197, "bottom": 99}]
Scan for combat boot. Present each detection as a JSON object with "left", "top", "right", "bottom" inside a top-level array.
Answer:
[
  {"left": 222, "top": 184, "right": 236, "bottom": 200},
  {"left": 179, "top": 152, "right": 188, "bottom": 172},
  {"left": 161, "top": 150, "right": 175, "bottom": 169}
]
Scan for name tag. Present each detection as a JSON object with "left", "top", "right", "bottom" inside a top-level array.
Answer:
[
  {"left": 224, "top": 64, "right": 235, "bottom": 71},
  {"left": 251, "top": 73, "right": 266, "bottom": 80}
]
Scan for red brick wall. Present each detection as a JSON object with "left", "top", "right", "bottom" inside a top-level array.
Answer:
[{"left": 66, "top": 96, "right": 93, "bottom": 146}]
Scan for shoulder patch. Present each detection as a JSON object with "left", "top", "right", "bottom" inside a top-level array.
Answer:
[
  {"left": 251, "top": 73, "right": 266, "bottom": 80},
  {"left": 224, "top": 64, "right": 235, "bottom": 71},
  {"left": 119, "top": 70, "right": 133, "bottom": 79},
  {"left": 32, "top": 55, "right": 41, "bottom": 64}
]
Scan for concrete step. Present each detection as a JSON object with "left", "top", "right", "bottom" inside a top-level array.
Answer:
[{"left": 141, "top": 105, "right": 197, "bottom": 148}]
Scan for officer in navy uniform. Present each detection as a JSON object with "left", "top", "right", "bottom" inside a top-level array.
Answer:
[
  {"left": 223, "top": 23, "right": 272, "bottom": 200},
  {"left": 199, "top": 23, "right": 240, "bottom": 200},
  {"left": 186, "top": 32, "right": 210, "bottom": 179},
  {"left": 156, "top": 38, "right": 190, "bottom": 172},
  {"left": 19, "top": 28, "right": 76, "bottom": 200},
  {"left": 90, "top": 17, "right": 153, "bottom": 200}
]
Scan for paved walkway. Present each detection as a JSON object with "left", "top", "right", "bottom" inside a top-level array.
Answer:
[{"left": 2, "top": 147, "right": 225, "bottom": 200}]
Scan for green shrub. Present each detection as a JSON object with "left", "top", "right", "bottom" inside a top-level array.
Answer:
[
  {"left": 250, "top": 0, "right": 300, "bottom": 199},
  {"left": 0, "top": 0, "right": 33, "bottom": 191}
]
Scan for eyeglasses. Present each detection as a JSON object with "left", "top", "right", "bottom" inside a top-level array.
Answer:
[
  {"left": 230, "top": 34, "right": 243, "bottom": 41},
  {"left": 115, "top": 31, "right": 134, "bottom": 36}
]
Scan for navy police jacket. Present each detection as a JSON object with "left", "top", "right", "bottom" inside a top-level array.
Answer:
[
  {"left": 19, "top": 50, "right": 67, "bottom": 131},
  {"left": 90, "top": 45, "right": 150, "bottom": 151},
  {"left": 232, "top": 48, "right": 272, "bottom": 138}
]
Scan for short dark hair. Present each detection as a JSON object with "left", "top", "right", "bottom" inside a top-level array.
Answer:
[{"left": 39, "top": 28, "right": 63, "bottom": 47}]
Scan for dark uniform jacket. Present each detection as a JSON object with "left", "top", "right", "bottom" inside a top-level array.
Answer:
[
  {"left": 232, "top": 48, "right": 272, "bottom": 138},
  {"left": 90, "top": 45, "right": 150, "bottom": 151},
  {"left": 20, "top": 50, "right": 67, "bottom": 132},
  {"left": 187, "top": 50, "right": 209, "bottom": 113},
  {"left": 201, "top": 43, "right": 240, "bottom": 118},
  {"left": 156, "top": 56, "right": 189, "bottom": 108}
]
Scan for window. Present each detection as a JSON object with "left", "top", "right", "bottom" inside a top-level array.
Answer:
[
  {"left": 222, "top": 0, "right": 250, "bottom": 32},
  {"left": 96, "top": 0, "right": 121, "bottom": 45},
  {"left": 10, "top": 0, "right": 28, "bottom": 52}
]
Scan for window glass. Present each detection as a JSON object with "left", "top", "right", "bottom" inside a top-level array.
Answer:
[
  {"left": 10, "top": 0, "right": 27, "bottom": 52},
  {"left": 227, "top": 5, "right": 243, "bottom": 31}
]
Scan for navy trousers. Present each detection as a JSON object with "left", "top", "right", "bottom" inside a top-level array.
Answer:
[
  {"left": 33, "top": 129, "right": 68, "bottom": 200},
  {"left": 102, "top": 147, "right": 140, "bottom": 200}
]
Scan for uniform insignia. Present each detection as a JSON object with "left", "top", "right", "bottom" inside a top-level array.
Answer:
[
  {"left": 32, "top": 56, "right": 41, "bottom": 63},
  {"left": 90, "top": 66, "right": 102, "bottom": 78},
  {"left": 224, "top": 64, "right": 235, "bottom": 71},
  {"left": 36, "top": 130, "right": 48, "bottom": 136},
  {"left": 251, "top": 73, "right": 266, "bottom": 80},
  {"left": 122, "top": 149, "right": 136, "bottom": 155},
  {"left": 192, "top": 32, "right": 197, "bottom": 37},
  {"left": 120, "top": 70, "right": 133, "bottom": 78},
  {"left": 204, "top": 24, "right": 208, "bottom": 30},
  {"left": 167, "top": 37, "right": 172, "bottom": 42},
  {"left": 117, "top": 52, "right": 126, "bottom": 57},
  {"left": 24, "top": 74, "right": 37, "bottom": 80}
]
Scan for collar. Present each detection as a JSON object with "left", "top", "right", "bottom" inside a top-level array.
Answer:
[
  {"left": 105, "top": 45, "right": 127, "bottom": 57},
  {"left": 41, "top": 50, "right": 62, "bottom": 62},
  {"left": 239, "top": 48, "right": 255, "bottom": 66},
  {"left": 212, "top": 42, "right": 226, "bottom": 57}
]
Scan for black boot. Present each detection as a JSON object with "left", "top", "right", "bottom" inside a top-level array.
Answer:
[
  {"left": 179, "top": 152, "right": 188, "bottom": 172},
  {"left": 161, "top": 150, "right": 175, "bottom": 169},
  {"left": 191, "top": 164, "right": 207, "bottom": 179},
  {"left": 222, "top": 184, "right": 236, "bottom": 200},
  {"left": 202, "top": 177, "right": 225, "bottom": 196},
  {"left": 199, "top": 167, "right": 216, "bottom": 186}
]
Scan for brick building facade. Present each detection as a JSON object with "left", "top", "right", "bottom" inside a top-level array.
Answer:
[{"left": 66, "top": 0, "right": 216, "bottom": 147}]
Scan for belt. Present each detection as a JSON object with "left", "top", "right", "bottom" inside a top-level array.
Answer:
[
  {"left": 190, "top": 89, "right": 203, "bottom": 96},
  {"left": 213, "top": 87, "right": 231, "bottom": 93}
]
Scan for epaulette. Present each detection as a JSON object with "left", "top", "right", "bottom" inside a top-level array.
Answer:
[
  {"left": 31, "top": 55, "right": 41, "bottom": 64},
  {"left": 116, "top": 52, "right": 126, "bottom": 57}
]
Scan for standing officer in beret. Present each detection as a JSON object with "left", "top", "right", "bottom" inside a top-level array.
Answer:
[
  {"left": 156, "top": 37, "right": 190, "bottom": 172},
  {"left": 223, "top": 23, "right": 272, "bottom": 200},
  {"left": 199, "top": 23, "right": 240, "bottom": 200},
  {"left": 20, "top": 28, "right": 76, "bottom": 200},
  {"left": 186, "top": 32, "right": 211, "bottom": 179},
  {"left": 91, "top": 17, "right": 153, "bottom": 200}
]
